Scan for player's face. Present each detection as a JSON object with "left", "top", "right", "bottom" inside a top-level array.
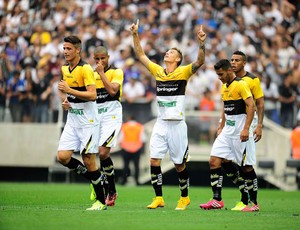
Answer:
[
  {"left": 215, "top": 68, "right": 231, "bottom": 84},
  {"left": 63, "top": 42, "right": 79, "bottom": 62},
  {"left": 163, "top": 49, "right": 180, "bottom": 64},
  {"left": 231, "top": 54, "right": 245, "bottom": 73},
  {"left": 94, "top": 53, "right": 109, "bottom": 67}
]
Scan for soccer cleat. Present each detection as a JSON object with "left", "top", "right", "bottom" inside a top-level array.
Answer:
[
  {"left": 86, "top": 200, "right": 107, "bottom": 211},
  {"left": 200, "top": 199, "right": 224, "bottom": 210},
  {"left": 106, "top": 193, "right": 118, "bottom": 206},
  {"left": 147, "top": 196, "right": 165, "bottom": 209},
  {"left": 231, "top": 201, "right": 247, "bottom": 211},
  {"left": 175, "top": 196, "right": 190, "bottom": 210},
  {"left": 90, "top": 184, "right": 96, "bottom": 201},
  {"left": 242, "top": 203, "right": 260, "bottom": 212}
]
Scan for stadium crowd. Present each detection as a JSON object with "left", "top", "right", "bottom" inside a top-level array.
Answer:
[{"left": 0, "top": 0, "right": 299, "bottom": 128}]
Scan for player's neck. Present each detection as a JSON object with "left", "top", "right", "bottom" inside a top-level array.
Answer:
[
  {"left": 69, "top": 56, "right": 80, "bottom": 70},
  {"left": 235, "top": 69, "right": 246, "bottom": 78},
  {"left": 165, "top": 62, "right": 178, "bottom": 74}
]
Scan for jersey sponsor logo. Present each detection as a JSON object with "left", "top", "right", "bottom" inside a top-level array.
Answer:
[
  {"left": 98, "top": 107, "right": 108, "bottom": 114},
  {"left": 226, "top": 119, "right": 236, "bottom": 126},
  {"left": 69, "top": 108, "right": 84, "bottom": 115},
  {"left": 224, "top": 106, "right": 234, "bottom": 112},
  {"left": 156, "top": 80, "right": 186, "bottom": 96},
  {"left": 157, "top": 86, "right": 178, "bottom": 93},
  {"left": 158, "top": 101, "right": 177, "bottom": 107}
]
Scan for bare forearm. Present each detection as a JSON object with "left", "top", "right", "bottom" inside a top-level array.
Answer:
[
  {"left": 68, "top": 88, "right": 96, "bottom": 101},
  {"left": 192, "top": 41, "right": 205, "bottom": 73},
  {"left": 132, "top": 33, "right": 145, "bottom": 59}
]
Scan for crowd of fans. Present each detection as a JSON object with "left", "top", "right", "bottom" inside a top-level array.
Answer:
[{"left": 0, "top": 0, "right": 299, "bottom": 129}]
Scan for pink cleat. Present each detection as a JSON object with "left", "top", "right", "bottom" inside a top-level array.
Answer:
[
  {"left": 106, "top": 193, "right": 118, "bottom": 206},
  {"left": 200, "top": 199, "right": 224, "bottom": 210}
]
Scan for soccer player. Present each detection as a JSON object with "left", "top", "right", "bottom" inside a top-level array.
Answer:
[
  {"left": 130, "top": 20, "right": 206, "bottom": 210},
  {"left": 91, "top": 46, "right": 124, "bottom": 206},
  {"left": 200, "top": 59, "right": 255, "bottom": 210},
  {"left": 57, "top": 35, "right": 106, "bottom": 211},
  {"left": 221, "top": 51, "right": 264, "bottom": 211}
]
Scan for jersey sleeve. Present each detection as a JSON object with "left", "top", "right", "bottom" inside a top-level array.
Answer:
[
  {"left": 111, "top": 69, "right": 124, "bottom": 86},
  {"left": 239, "top": 80, "right": 252, "bottom": 100},
  {"left": 252, "top": 77, "right": 264, "bottom": 99},
  {"left": 83, "top": 64, "right": 96, "bottom": 86}
]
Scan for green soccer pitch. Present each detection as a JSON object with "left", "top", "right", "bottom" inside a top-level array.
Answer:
[{"left": 0, "top": 183, "right": 299, "bottom": 230}]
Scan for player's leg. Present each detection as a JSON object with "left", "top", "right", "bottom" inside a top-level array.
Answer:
[
  {"left": 57, "top": 124, "right": 90, "bottom": 180},
  {"left": 147, "top": 158, "right": 165, "bottom": 209},
  {"left": 169, "top": 120, "right": 190, "bottom": 210},
  {"left": 241, "top": 138, "right": 259, "bottom": 212},
  {"left": 83, "top": 153, "right": 106, "bottom": 210},
  {"left": 200, "top": 134, "right": 230, "bottom": 210},
  {"left": 222, "top": 160, "right": 249, "bottom": 209},
  {"left": 147, "top": 121, "right": 167, "bottom": 209}
]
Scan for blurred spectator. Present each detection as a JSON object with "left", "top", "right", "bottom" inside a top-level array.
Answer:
[
  {"left": 32, "top": 66, "right": 52, "bottom": 123},
  {"left": 261, "top": 75, "right": 280, "bottom": 123},
  {"left": 4, "top": 36, "right": 21, "bottom": 67},
  {"left": 278, "top": 72, "right": 297, "bottom": 128},
  {"left": 30, "top": 22, "right": 51, "bottom": 46},
  {"left": 119, "top": 114, "right": 146, "bottom": 185},
  {"left": 123, "top": 74, "right": 145, "bottom": 104},
  {"left": 6, "top": 70, "right": 25, "bottom": 122},
  {"left": 20, "top": 67, "right": 35, "bottom": 122},
  {"left": 198, "top": 88, "right": 216, "bottom": 144},
  {"left": 290, "top": 120, "right": 300, "bottom": 159},
  {"left": 0, "top": 65, "right": 6, "bottom": 121},
  {"left": 50, "top": 70, "right": 61, "bottom": 123}
]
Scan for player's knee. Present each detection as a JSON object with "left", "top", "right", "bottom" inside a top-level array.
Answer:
[
  {"left": 56, "top": 151, "right": 70, "bottom": 165},
  {"left": 209, "top": 157, "right": 222, "bottom": 169}
]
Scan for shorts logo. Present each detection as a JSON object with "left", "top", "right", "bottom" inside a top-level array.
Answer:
[
  {"left": 98, "top": 107, "right": 108, "bottom": 114},
  {"left": 158, "top": 101, "right": 177, "bottom": 107},
  {"left": 226, "top": 119, "right": 235, "bottom": 126},
  {"left": 69, "top": 108, "right": 84, "bottom": 115}
]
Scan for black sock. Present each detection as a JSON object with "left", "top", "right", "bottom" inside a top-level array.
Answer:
[
  {"left": 101, "top": 157, "right": 116, "bottom": 194},
  {"left": 244, "top": 169, "right": 258, "bottom": 205},
  {"left": 178, "top": 167, "right": 189, "bottom": 197},
  {"left": 89, "top": 170, "right": 106, "bottom": 204},
  {"left": 222, "top": 162, "right": 248, "bottom": 204},
  {"left": 99, "top": 164, "right": 109, "bottom": 197},
  {"left": 150, "top": 166, "right": 163, "bottom": 197},
  {"left": 65, "top": 157, "right": 90, "bottom": 181},
  {"left": 210, "top": 167, "right": 223, "bottom": 201}
]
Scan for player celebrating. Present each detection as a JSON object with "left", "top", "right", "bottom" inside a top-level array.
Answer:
[{"left": 130, "top": 20, "right": 206, "bottom": 210}]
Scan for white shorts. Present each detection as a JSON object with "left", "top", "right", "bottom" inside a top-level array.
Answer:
[
  {"left": 99, "top": 115, "right": 122, "bottom": 148},
  {"left": 211, "top": 132, "right": 247, "bottom": 166},
  {"left": 244, "top": 137, "right": 256, "bottom": 165},
  {"left": 58, "top": 123, "right": 100, "bottom": 154},
  {"left": 246, "top": 111, "right": 257, "bottom": 165},
  {"left": 150, "top": 119, "right": 189, "bottom": 164}
]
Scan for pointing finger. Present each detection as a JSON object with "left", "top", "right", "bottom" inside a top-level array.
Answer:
[
  {"left": 200, "top": 25, "right": 202, "bottom": 31},
  {"left": 136, "top": 19, "right": 139, "bottom": 27}
]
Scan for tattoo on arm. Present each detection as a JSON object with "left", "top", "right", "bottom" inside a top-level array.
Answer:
[
  {"left": 192, "top": 63, "right": 200, "bottom": 73},
  {"left": 199, "top": 44, "right": 205, "bottom": 55}
]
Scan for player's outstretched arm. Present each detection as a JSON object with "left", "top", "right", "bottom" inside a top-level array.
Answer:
[
  {"left": 192, "top": 25, "right": 206, "bottom": 74},
  {"left": 130, "top": 19, "right": 150, "bottom": 68}
]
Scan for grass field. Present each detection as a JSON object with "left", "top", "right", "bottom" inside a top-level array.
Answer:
[{"left": 0, "top": 182, "right": 300, "bottom": 230}]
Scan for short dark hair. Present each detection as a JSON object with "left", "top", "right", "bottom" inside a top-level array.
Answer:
[
  {"left": 64, "top": 35, "right": 81, "bottom": 49},
  {"left": 214, "top": 59, "right": 231, "bottom": 71},
  {"left": 171, "top": 47, "right": 183, "bottom": 66},
  {"left": 233, "top": 50, "right": 247, "bottom": 61}
]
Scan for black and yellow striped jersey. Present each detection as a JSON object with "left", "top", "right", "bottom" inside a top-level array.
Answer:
[
  {"left": 221, "top": 77, "right": 252, "bottom": 137},
  {"left": 61, "top": 59, "right": 98, "bottom": 127},
  {"left": 94, "top": 65, "right": 123, "bottom": 104},
  {"left": 241, "top": 72, "right": 264, "bottom": 101},
  {"left": 148, "top": 61, "right": 193, "bottom": 120}
]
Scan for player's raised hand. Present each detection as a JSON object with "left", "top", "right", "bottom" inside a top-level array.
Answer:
[
  {"left": 130, "top": 19, "right": 139, "bottom": 35},
  {"left": 197, "top": 25, "right": 206, "bottom": 43}
]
